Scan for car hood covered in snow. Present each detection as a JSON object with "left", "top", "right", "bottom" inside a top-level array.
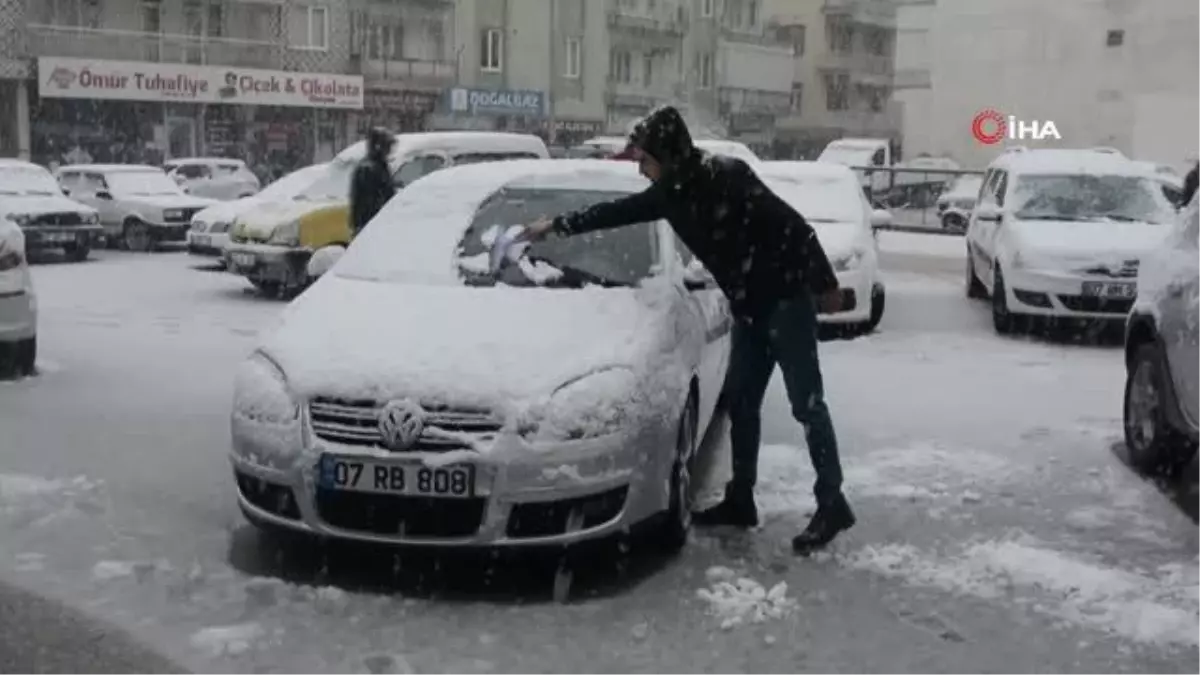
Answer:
[
  {"left": 127, "top": 194, "right": 216, "bottom": 211},
  {"left": 1009, "top": 219, "right": 1172, "bottom": 264},
  {"left": 193, "top": 198, "right": 254, "bottom": 225},
  {"left": 811, "top": 222, "right": 867, "bottom": 259},
  {"left": 261, "top": 275, "right": 672, "bottom": 409},
  {"left": 0, "top": 194, "right": 97, "bottom": 218},
  {"left": 236, "top": 198, "right": 338, "bottom": 238}
]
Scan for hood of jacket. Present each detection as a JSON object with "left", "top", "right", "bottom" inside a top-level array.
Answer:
[{"left": 629, "top": 106, "right": 698, "bottom": 172}]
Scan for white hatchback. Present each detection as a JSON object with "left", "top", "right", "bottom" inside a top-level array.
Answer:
[
  {"left": 164, "top": 158, "right": 261, "bottom": 201},
  {"left": 965, "top": 149, "right": 1178, "bottom": 334},
  {"left": 229, "top": 160, "right": 733, "bottom": 550},
  {"left": 760, "top": 161, "right": 891, "bottom": 333}
]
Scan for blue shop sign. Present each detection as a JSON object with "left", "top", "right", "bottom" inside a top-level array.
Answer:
[{"left": 447, "top": 87, "right": 545, "bottom": 117}]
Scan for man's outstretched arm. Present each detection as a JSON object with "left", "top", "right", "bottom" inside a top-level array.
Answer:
[{"left": 524, "top": 186, "right": 666, "bottom": 240}]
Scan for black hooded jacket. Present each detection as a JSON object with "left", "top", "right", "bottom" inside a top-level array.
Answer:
[
  {"left": 350, "top": 133, "right": 396, "bottom": 235},
  {"left": 550, "top": 106, "right": 839, "bottom": 319}
]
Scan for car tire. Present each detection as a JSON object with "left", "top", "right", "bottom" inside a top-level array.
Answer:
[
  {"left": 63, "top": 242, "right": 90, "bottom": 262},
  {"left": 966, "top": 253, "right": 987, "bottom": 299},
  {"left": 123, "top": 220, "right": 154, "bottom": 253},
  {"left": 864, "top": 284, "right": 886, "bottom": 333},
  {"left": 0, "top": 337, "right": 36, "bottom": 380},
  {"left": 660, "top": 394, "right": 698, "bottom": 553},
  {"left": 1123, "top": 342, "right": 1197, "bottom": 475},
  {"left": 943, "top": 213, "right": 966, "bottom": 232},
  {"left": 991, "top": 266, "right": 1020, "bottom": 334}
]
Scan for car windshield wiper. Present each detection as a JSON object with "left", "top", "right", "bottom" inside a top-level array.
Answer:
[{"left": 525, "top": 255, "right": 632, "bottom": 288}]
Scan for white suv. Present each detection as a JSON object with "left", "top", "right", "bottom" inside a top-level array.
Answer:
[
  {"left": 163, "top": 158, "right": 261, "bottom": 201},
  {"left": 964, "top": 149, "right": 1178, "bottom": 334}
]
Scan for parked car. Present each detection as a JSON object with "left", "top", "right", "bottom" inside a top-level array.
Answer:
[
  {"left": 964, "top": 149, "right": 1178, "bottom": 334},
  {"left": 224, "top": 132, "right": 549, "bottom": 296},
  {"left": 0, "top": 216, "right": 36, "bottom": 379},
  {"left": 759, "top": 161, "right": 890, "bottom": 334},
  {"left": 56, "top": 164, "right": 217, "bottom": 252},
  {"left": 163, "top": 157, "right": 261, "bottom": 201},
  {"left": 580, "top": 136, "right": 761, "bottom": 166},
  {"left": 187, "top": 163, "right": 329, "bottom": 259},
  {"left": 937, "top": 174, "right": 985, "bottom": 232},
  {"left": 0, "top": 159, "right": 103, "bottom": 261},
  {"left": 229, "top": 159, "right": 732, "bottom": 550},
  {"left": 1123, "top": 199, "right": 1198, "bottom": 475}
]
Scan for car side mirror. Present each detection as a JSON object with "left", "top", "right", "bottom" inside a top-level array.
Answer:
[
  {"left": 683, "top": 259, "right": 715, "bottom": 291},
  {"left": 869, "top": 209, "right": 893, "bottom": 229},
  {"left": 974, "top": 204, "right": 1002, "bottom": 222},
  {"left": 96, "top": 190, "right": 113, "bottom": 200}
]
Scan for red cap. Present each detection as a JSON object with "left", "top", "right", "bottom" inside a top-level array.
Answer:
[{"left": 609, "top": 144, "right": 638, "bottom": 161}]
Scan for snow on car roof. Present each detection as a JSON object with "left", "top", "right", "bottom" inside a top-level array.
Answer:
[
  {"left": 989, "top": 149, "right": 1148, "bottom": 177},
  {"left": 164, "top": 157, "right": 247, "bottom": 167},
  {"left": 56, "top": 164, "right": 163, "bottom": 174},
  {"left": 0, "top": 158, "right": 44, "bottom": 170},
  {"left": 759, "top": 160, "right": 859, "bottom": 182},
  {"left": 335, "top": 132, "right": 549, "bottom": 163},
  {"left": 334, "top": 159, "right": 645, "bottom": 286},
  {"left": 694, "top": 140, "right": 760, "bottom": 164}
]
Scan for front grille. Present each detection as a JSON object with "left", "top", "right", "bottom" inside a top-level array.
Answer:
[
  {"left": 1079, "top": 262, "right": 1138, "bottom": 278},
  {"left": 31, "top": 212, "right": 84, "bottom": 226},
  {"left": 309, "top": 397, "right": 503, "bottom": 451},
  {"left": 165, "top": 208, "right": 203, "bottom": 223},
  {"left": 316, "top": 491, "right": 486, "bottom": 537},
  {"left": 1057, "top": 295, "right": 1135, "bottom": 314}
]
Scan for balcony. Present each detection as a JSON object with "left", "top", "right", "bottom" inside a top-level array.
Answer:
[
  {"left": 822, "top": 0, "right": 897, "bottom": 28},
  {"left": 606, "top": 80, "right": 686, "bottom": 108},
  {"left": 354, "top": 57, "right": 456, "bottom": 87},
  {"left": 817, "top": 50, "right": 894, "bottom": 81},
  {"left": 778, "top": 106, "right": 901, "bottom": 135},
  {"left": 27, "top": 23, "right": 289, "bottom": 71},
  {"left": 892, "top": 68, "right": 930, "bottom": 90},
  {"left": 607, "top": 6, "right": 688, "bottom": 37}
]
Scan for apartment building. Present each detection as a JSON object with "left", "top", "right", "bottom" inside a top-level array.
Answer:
[
  {"left": 0, "top": 0, "right": 457, "bottom": 168},
  {"left": 766, "top": 0, "right": 901, "bottom": 159}
]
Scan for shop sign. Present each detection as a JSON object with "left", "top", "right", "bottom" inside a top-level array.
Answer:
[
  {"left": 38, "top": 57, "right": 364, "bottom": 109},
  {"left": 364, "top": 89, "right": 439, "bottom": 114},
  {"left": 554, "top": 120, "right": 604, "bottom": 135},
  {"left": 447, "top": 87, "right": 545, "bottom": 117}
]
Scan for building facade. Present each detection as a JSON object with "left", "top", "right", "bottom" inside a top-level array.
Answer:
[{"left": 766, "top": 0, "right": 901, "bottom": 160}]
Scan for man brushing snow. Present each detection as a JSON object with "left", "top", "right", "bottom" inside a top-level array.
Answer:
[{"left": 518, "top": 106, "right": 855, "bottom": 555}]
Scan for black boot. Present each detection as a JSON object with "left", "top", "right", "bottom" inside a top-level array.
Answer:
[
  {"left": 792, "top": 495, "right": 855, "bottom": 555},
  {"left": 694, "top": 485, "right": 759, "bottom": 528}
]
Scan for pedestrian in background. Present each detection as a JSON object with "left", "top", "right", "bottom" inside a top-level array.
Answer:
[{"left": 349, "top": 127, "right": 396, "bottom": 237}]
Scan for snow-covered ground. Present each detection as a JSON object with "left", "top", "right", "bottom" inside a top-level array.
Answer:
[{"left": 0, "top": 243, "right": 1195, "bottom": 673}]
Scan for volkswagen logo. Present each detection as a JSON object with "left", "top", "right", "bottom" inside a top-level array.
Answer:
[{"left": 378, "top": 399, "right": 424, "bottom": 451}]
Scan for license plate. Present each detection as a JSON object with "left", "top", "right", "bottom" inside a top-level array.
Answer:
[
  {"left": 316, "top": 456, "right": 481, "bottom": 498},
  {"left": 193, "top": 234, "right": 211, "bottom": 247},
  {"left": 231, "top": 252, "right": 256, "bottom": 268},
  {"left": 1082, "top": 281, "right": 1136, "bottom": 299},
  {"left": 44, "top": 232, "right": 75, "bottom": 243}
]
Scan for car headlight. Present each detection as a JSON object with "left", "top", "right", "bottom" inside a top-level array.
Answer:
[
  {"left": 210, "top": 220, "right": 232, "bottom": 233},
  {"left": 4, "top": 213, "right": 31, "bottom": 226},
  {"left": 954, "top": 199, "right": 975, "bottom": 210},
  {"left": 232, "top": 352, "right": 299, "bottom": 426},
  {"left": 519, "top": 367, "right": 638, "bottom": 442},
  {"left": 267, "top": 220, "right": 300, "bottom": 246},
  {"left": 83, "top": 211, "right": 100, "bottom": 225},
  {"left": 191, "top": 219, "right": 208, "bottom": 232},
  {"left": 832, "top": 249, "right": 865, "bottom": 272},
  {"left": 163, "top": 208, "right": 185, "bottom": 220}
]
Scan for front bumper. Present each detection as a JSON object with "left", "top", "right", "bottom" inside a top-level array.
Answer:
[
  {"left": 22, "top": 226, "right": 103, "bottom": 250},
  {"left": 0, "top": 289, "right": 36, "bottom": 342},
  {"left": 148, "top": 222, "right": 191, "bottom": 242},
  {"left": 223, "top": 242, "right": 311, "bottom": 286},
  {"left": 1004, "top": 267, "right": 1136, "bottom": 319},
  {"left": 819, "top": 267, "right": 875, "bottom": 324},
  {"left": 228, "top": 414, "right": 667, "bottom": 547},
  {"left": 187, "top": 231, "right": 231, "bottom": 256}
]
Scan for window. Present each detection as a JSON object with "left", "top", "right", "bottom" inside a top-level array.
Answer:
[
  {"left": 700, "top": 0, "right": 714, "bottom": 18},
  {"left": 481, "top": 28, "right": 503, "bottom": 71},
  {"left": 288, "top": 5, "right": 328, "bottom": 50},
  {"left": 789, "top": 24, "right": 806, "bottom": 56},
  {"left": 141, "top": 0, "right": 161, "bottom": 60},
  {"left": 393, "top": 155, "right": 447, "bottom": 188},
  {"left": 823, "top": 73, "right": 848, "bottom": 110},
  {"left": 206, "top": 2, "right": 223, "bottom": 37},
  {"left": 564, "top": 37, "right": 582, "bottom": 79},
  {"left": 747, "top": 0, "right": 758, "bottom": 27},
  {"left": 1106, "top": 29, "right": 1124, "bottom": 46},
  {"left": 790, "top": 83, "right": 803, "bottom": 112},
  {"left": 610, "top": 50, "right": 632, "bottom": 83},
  {"left": 369, "top": 23, "right": 404, "bottom": 60},
  {"left": 697, "top": 52, "right": 713, "bottom": 89},
  {"left": 825, "top": 17, "right": 853, "bottom": 54},
  {"left": 643, "top": 54, "right": 653, "bottom": 87},
  {"left": 863, "top": 27, "right": 886, "bottom": 56},
  {"left": 175, "top": 164, "right": 210, "bottom": 179}
]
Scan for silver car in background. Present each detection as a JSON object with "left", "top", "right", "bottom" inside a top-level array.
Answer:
[{"left": 229, "top": 159, "right": 732, "bottom": 549}]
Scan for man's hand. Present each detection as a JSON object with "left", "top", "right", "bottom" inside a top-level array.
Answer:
[
  {"left": 517, "top": 216, "right": 555, "bottom": 242},
  {"left": 817, "top": 288, "right": 843, "bottom": 314}
]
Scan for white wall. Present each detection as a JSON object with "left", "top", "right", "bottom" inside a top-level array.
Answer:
[{"left": 716, "top": 39, "right": 793, "bottom": 93}]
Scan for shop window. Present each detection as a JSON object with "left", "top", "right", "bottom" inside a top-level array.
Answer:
[{"left": 481, "top": 28, "right": 504, "bottom": 72}]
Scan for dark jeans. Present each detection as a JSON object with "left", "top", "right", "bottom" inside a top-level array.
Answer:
[{"left": 725, "top": 295, "right": 845, "bottom": 508}]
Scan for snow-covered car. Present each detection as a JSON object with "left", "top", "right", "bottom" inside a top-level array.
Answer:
[
  {"left": 936, "top": 174, "right": 985, "bottom": 232},
  {"left": 0, "top": 216, "right": 36, "bottom": 379},
  {"left": 229, "top": 159, "right": 733, "bottom": 549},
  {"left": 760, "top": 161, "right": 889, "bottom": 333},
  {"left": 225, "top": 132, "right": 549, "bottom": 296},
  {"left": 1123, "top": 199, "right": 1198, "bottom": 474},
  {"left": 693, "top": 139, "right": 761, "bottom": 166},
  {"left": 188, "top": 163, "right": 329, "bottom": 259},
  {"left": 163, "top": 157, "right": 261, "bottom": 201},
  {"left": 0, "top": 159, "right": 103, "bottom": 261},
  {"left": 56, "top": 165, "right": 217, "bottom": 252},
  {"left": 964, "top": 149, "right": 1179, "bottom": 334}
]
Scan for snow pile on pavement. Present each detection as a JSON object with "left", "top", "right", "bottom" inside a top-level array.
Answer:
[
  {"left": 696, "top": 566, "right": 797, "bottom": 630},
  {"left": 842, "top": 537, "right": 1199, "bottom": 647},
  {"left": 0, "top": 473, "right": 103, "bottom": 524},
  {"left": 189, "top": 622, "right": 266, "bottom": 658}
]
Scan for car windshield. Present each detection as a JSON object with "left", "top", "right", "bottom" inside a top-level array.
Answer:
[
  {"left": 947, "top": 175, "right": 983, "bottom": 199},
  {"left": 259, "top": 165, "right": 324, "bottom": 201},
  {"left": 0, "top": 165, "right": 61, "bottom": 196},
  {"left": 106, "top": 170, "right": 183, "bottom": 196},
  {"left": 765, "top": 175, "right": 864, "bottom": 223},
  {"left": 457, "top": 188, "right": 657, "bottom": 288},
  {"left": 1011, "top": 173, "right": 1175, "bottom": 224},
  {"left": 296, "top": 161, "right": 353, "bottom": 201},
  {"left": 818, "top": 147, "right": 877, "bottom": 167}
]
